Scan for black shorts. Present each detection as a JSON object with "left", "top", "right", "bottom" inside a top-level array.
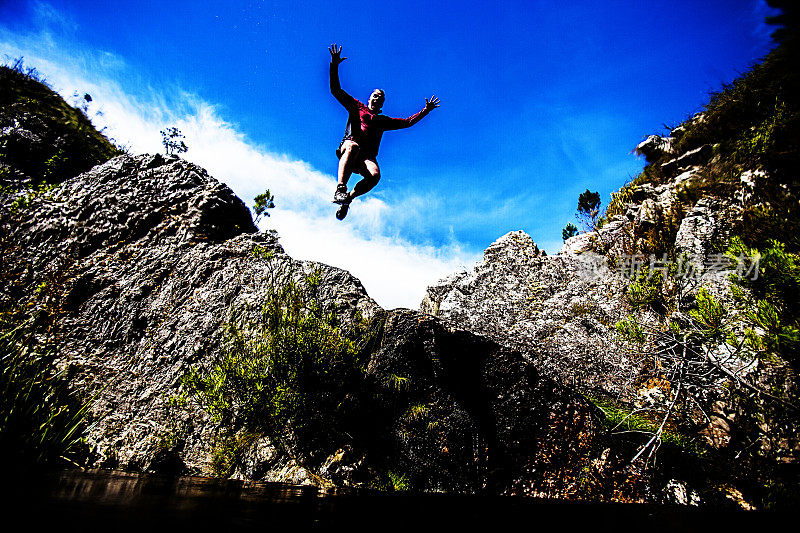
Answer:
[
  {"left": 336, "top": 137, "right": 377, "bottom": 163},
  {"left": 336, "top": 135, "right": 354, "bottom": 158}
]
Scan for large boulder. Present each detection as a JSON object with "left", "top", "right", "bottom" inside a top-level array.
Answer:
[
  {"left": 1, "top": 153, "right": 377, "bottom": 471},
  {"left": 423, "top": 231, "right": 634, "bottom": 396},
  {"left": 352, "top": 309, "right": 602, "bottom": 495}
]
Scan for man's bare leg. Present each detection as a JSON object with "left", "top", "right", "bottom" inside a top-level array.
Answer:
[
  {"left": 337, "top": 140, "right": 360, "bottom": 188},
  {"left": 348, "top": 159, "right": 381, "bottom": 201}
]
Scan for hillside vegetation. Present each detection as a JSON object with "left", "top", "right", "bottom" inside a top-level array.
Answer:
[
  {"left": 2, "top": 8, "right": 800, "bottom": 507},
  {"left": 0, "top": 59, "right": 120, "bottom": 189},
  {"left": 425, "top": 8, "right": 800, "bottom": 508},
  {"left": 591, "top": 18, "right": 800, "bottom": 507}
]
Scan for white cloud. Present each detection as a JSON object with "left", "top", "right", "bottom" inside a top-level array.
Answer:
[{"left": 1, "top": 23, "right": 479, "bottom": 309}]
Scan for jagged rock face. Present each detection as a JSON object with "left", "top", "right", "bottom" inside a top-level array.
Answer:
[
  {"left": 422, "top": 232, "right": 547, "bottom": 335},
  {"left": 422, "top": 231, "right": 635, "bottom": 395},
  {"left": 9, "top": 154, "right": 258, "bottom": 271},
  {"left": 2, "top": 154, "right": 602, "bottom": 495},
  {"left": 421, "top": 161, "right": 754, "bottom": 403},
  {"left": 674, "top": 197, "right": 739, "bottom": 264},
  {"left": 3, "top": 153, "right": 380, "bottom": 473},
  {"left": 420, "top": 121, "right": 794, "bottom": 501}
]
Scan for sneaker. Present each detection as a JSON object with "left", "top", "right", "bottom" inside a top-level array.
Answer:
[
  {"left": 333, "top": 184, "right": 349, "bottom": 204},
  {"left": 335, "top": 202, "right": 350, "bottom": 220}
]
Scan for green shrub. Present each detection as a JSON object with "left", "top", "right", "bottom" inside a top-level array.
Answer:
[
  {"left": 625, "top": 269, "right": 663, "bottom": 310},
  {"left": 688, "top": 288, "right": 727, "bottom": 340},
  {"left": 155, "top": 392, "right": 191, "bottom": 451},
  {"left": 615, "top": 315, "right": 645, "bottom": 343},
  {"left": 614, "top": 241, "right": 800, "bottom": 477},
  {"left": 183, "top": 260, "right": 374, "bottom": 465},
  {"left": 734, "top": 97, "right": 788, "bottom": 165},
  {"left": 562, "top": 222, "right": 578, "bottom": 241},
  {"left": 209, "top": 429, "right": 259, "bottom": 477},
  {"left": 368, "top": 469, "right": 411, "bottom": 492},
  {"left": 737, "top": 205, "right": 799, "bottom": 250},
  {"left": 386, "top": 470, "right": 410, "bottom": 491},
  {"left": 727, "top": 237, "right": 800, "bottom": 363},
  {"left": 600, "top": 184, "right": 633, "bottom": 224},
  {"left": 4, "top": 181, "right": 58, "bottom": 212},
  {"left": 585, "top": 395, "right": 701, "bottom": 454}
]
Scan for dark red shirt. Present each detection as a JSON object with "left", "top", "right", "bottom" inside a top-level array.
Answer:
[{"left": 330, "top": 63, "right": 429, "bottom": 159}]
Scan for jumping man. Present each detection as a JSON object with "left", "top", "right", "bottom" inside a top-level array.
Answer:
[{"left": 329, "top": 44, "right": 440, "bottom": 220}]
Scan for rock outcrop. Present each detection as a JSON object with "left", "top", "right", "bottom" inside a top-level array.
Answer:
[
  {"left": 7, "top": 48, "right": 798, "bottom": 506},
  {"left": 1, "top": 153, "right": 607, "bottom": 496},
  {"left": 419, "top": 59, "right": 800, "bottom": 506},
  {"left": 422, "top": 231, "right": 635, "bottom": 396}
]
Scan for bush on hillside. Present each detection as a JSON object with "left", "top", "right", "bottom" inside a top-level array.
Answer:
[{"left": 182, "top": 251, "right": 378, "bottom": 472}]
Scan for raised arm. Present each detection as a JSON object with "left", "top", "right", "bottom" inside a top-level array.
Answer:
[
  {"left": 382, "top": 95, "right": 441, "bottom": 130},
  {"left": 329, "top": 44, "right": 357, "bottom": 110}
]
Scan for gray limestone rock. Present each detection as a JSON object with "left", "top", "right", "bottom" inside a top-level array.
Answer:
[
  {"left": 3, "top": 153, "right": 379, "bottom": 476},
  {"left": 635, "top": 135, "right": 674, "bottom": 163},
  {"left": 2, "top": 154, "right": 602, "bottom": 495},
  {"left": 634, "top": 198, "right": 659, "bottom": 230},
  {"left": 674, "top": 197, "right": 741, "bottom": 265},
  {"left": 423, "top": 231, "right": 634, "bottom": 396}
]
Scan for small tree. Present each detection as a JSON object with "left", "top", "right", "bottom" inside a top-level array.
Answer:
[
  {"left": 160, "top": 127, "right": 188, "bottom": 155},
  {"left": 562, "top": 222, "right": 578, "bottom": 242},
  {"left": 576, "top": 189, "right": 601, "bottom": 231},
  {"left": 253, "top": 189, "right": 276, "bottom": 223}
]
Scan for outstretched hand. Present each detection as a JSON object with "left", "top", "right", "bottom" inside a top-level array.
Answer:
[
  {"left": 329, "top": 44, "right": 347, "bottom": 65},
  {"left": 425, "top": 95, "right": 441, "bottom": 111}
]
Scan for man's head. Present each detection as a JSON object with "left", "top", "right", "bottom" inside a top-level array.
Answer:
[{"left": 368, "top": 89, "right": 385, "bottom": 112}]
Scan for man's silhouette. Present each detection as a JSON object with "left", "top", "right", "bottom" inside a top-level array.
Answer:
[{"left": 329, "top": 44, "right": 440, "bottom": 220}]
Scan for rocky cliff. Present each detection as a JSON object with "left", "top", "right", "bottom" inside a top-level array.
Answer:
[
  {"left": 421, "top": 45, "right": 800, "bottom": 508},
  {"left": 1, "top": 135, "right": 621, "bottom": 496}
]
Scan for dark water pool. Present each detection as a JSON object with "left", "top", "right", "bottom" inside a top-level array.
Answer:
[{"left": 2, "top": 469, "right": 777, "bottom": 530}]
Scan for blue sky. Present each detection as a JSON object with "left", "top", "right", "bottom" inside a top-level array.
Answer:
[{"left": 0, "top": 0, "right": 778, "bottom": 308}]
